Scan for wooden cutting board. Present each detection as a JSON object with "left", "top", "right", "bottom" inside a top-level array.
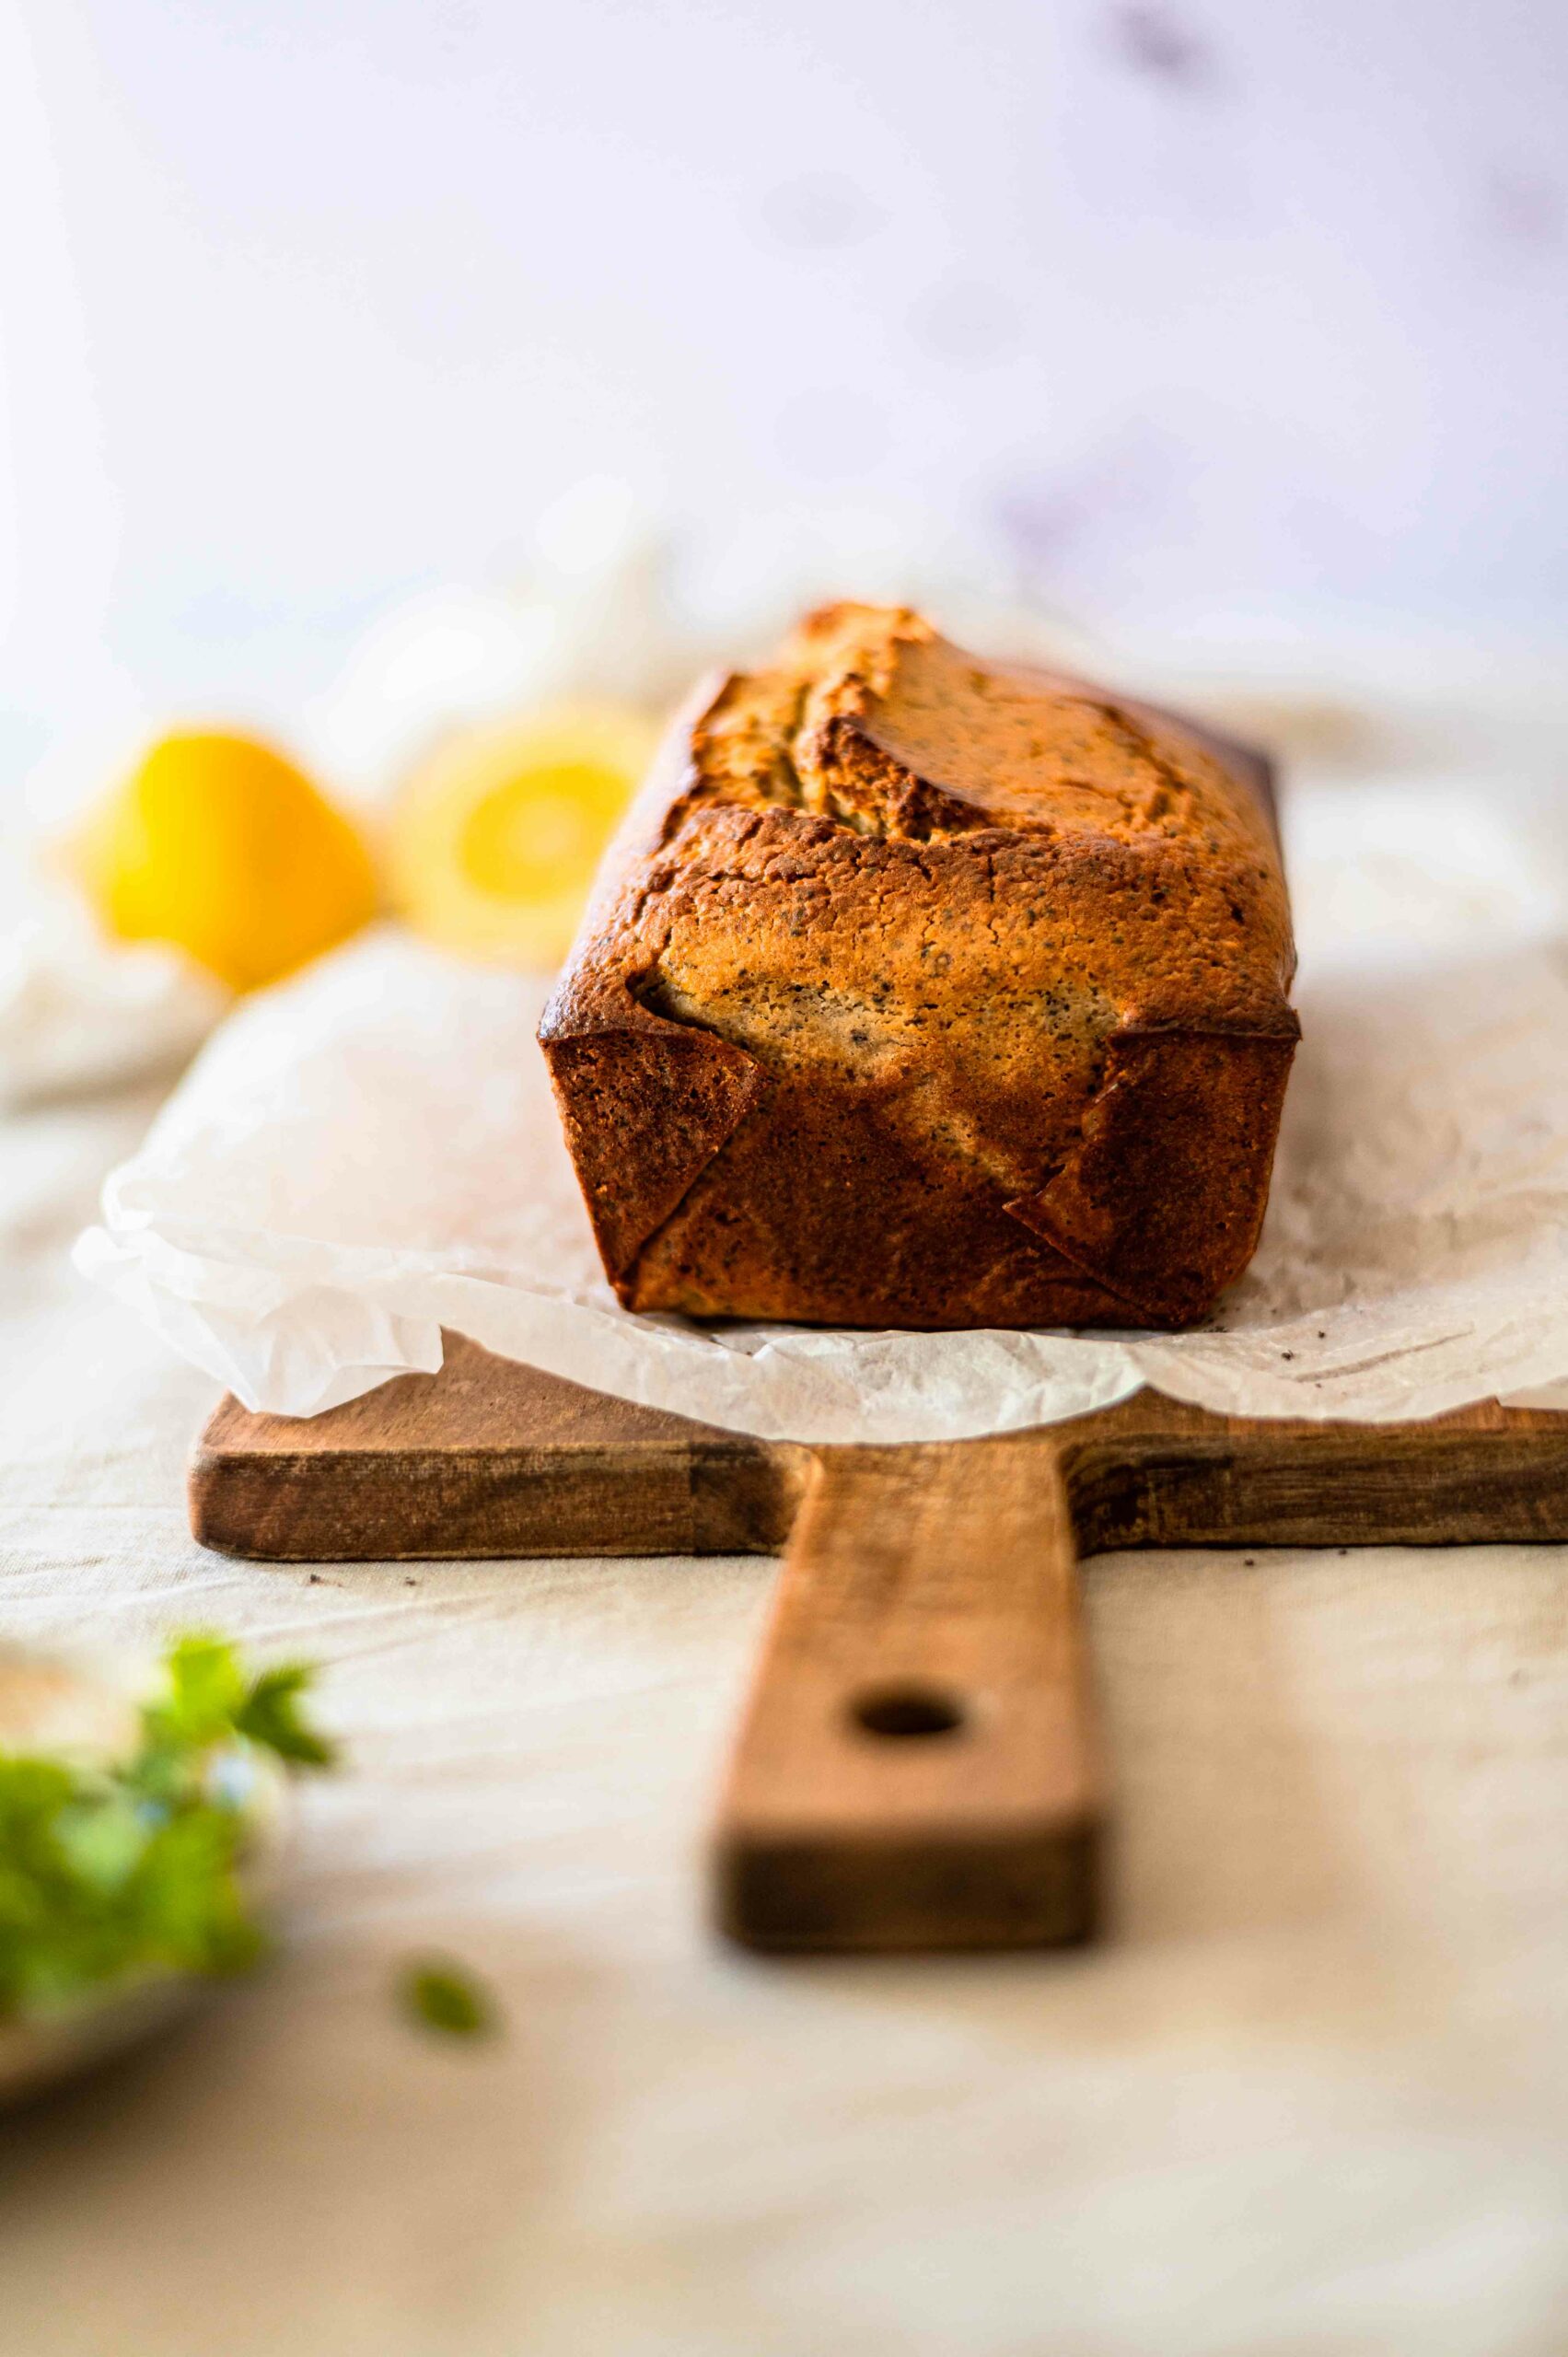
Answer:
[{"left": 190, "top": 1334, "right": 1568, "bottom": 1955}]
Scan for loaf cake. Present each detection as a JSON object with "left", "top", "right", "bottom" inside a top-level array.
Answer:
[{"left": 540, "top": 603, "right": 1297, "bottom": 1330}]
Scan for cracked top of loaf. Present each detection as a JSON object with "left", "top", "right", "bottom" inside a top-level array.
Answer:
[{"left": 685, "top": 601, "right": 1283, "bottom": 865}]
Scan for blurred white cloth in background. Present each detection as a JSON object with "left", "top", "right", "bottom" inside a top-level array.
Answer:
[
  {"left": 302, "top": 481, "right": 699, "bottom": 806},
  {"left": 0, "top": 846, "right": 225, "bottom": 1109}
]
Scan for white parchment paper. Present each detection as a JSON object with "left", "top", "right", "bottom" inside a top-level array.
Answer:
[{"left": 75, "top": 759, "right": 1568, "bottom": 1440}]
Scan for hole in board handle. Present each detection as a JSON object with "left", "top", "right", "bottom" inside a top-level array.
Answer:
[{"left": 850, "top": 1686, "right": 967, "bottom": 1739}]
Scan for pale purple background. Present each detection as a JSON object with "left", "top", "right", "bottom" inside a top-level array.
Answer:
[{"left": 3, "top": 0, "right": 1565, "bottom": 784}]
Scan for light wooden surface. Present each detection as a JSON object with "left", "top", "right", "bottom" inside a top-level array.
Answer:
[
  {"left": 191, "top": 1334, "right": 1568, "bottom": 1952},
  {"left": 714, "top": 1440, "right": 1099, "bottom": 1951},
  {"left": 192, "top": 1341, "right": 807, "bottom": 1562}
]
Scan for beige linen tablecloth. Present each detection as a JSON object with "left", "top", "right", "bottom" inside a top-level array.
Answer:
[{"left": 5, "top": 1082, "right": 1568, "bottom": 2357}]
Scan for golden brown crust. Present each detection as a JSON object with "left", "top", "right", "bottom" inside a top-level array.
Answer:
[{"left": 540, "top": 605, "right": 1297, "bottom": 1331}]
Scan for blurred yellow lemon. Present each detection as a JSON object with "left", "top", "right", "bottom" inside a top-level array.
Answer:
[
  {"left": 72, "top": 732, "right": 378, "bottom": 993},
  {"left": 388, "top": 706, "right": 656, "bottom": 968}
]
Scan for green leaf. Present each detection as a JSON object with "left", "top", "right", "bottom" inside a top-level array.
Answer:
[
  {"left": 53, "top": 1792, "right": 149, "bottom": 1892},
  {"left": 0, "top": 1755, "right": 76, "bottom": 1829},
  {"left": 0, "top": 1633, "right": 337, "bottom": 2026},
  {"left": 143, "top": 1634, "right": 247, "bottom": 1749},
  {"left": 399, "top": 1958, "right": 500, "bottom": 2039},
  {"left": 235, "top": 1665, "right": 336, "bottom": 1769}
]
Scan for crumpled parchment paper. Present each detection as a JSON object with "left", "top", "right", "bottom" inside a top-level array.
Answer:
[{"left": 75, "top": 757, "right": 1568, "bottom": 1441}]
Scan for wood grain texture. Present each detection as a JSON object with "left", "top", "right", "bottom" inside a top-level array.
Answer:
[
  {"left": 190, "top": 1334, "right": 1568, "bottom": 1953},
  {"left": 713, "top": 1441, "right": 1099, "bottom": 1951},
  {"left": 192, "top": 1341, "right": 807, "bottom": 1562}
]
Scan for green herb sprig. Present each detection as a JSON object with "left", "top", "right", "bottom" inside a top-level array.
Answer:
[
  {"left": 399, "top": 1956, "right": 499, "bottom": 2039},
  {"left": 0, "top": 1636, "right": 333, "bottom": 2025}
]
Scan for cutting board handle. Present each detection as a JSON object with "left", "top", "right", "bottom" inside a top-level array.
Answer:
[{"left": 712, "top": 1435, "right": 1102, "bottom": 1950}]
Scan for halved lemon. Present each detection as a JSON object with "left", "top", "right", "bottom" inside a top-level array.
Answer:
[{"left": 387, "top": 705, "right": 657, "bottom": 969}]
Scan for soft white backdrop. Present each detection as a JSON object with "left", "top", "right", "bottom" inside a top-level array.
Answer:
[{"left": 3, "top": 0, "right": 1566, "bottom": 795}]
